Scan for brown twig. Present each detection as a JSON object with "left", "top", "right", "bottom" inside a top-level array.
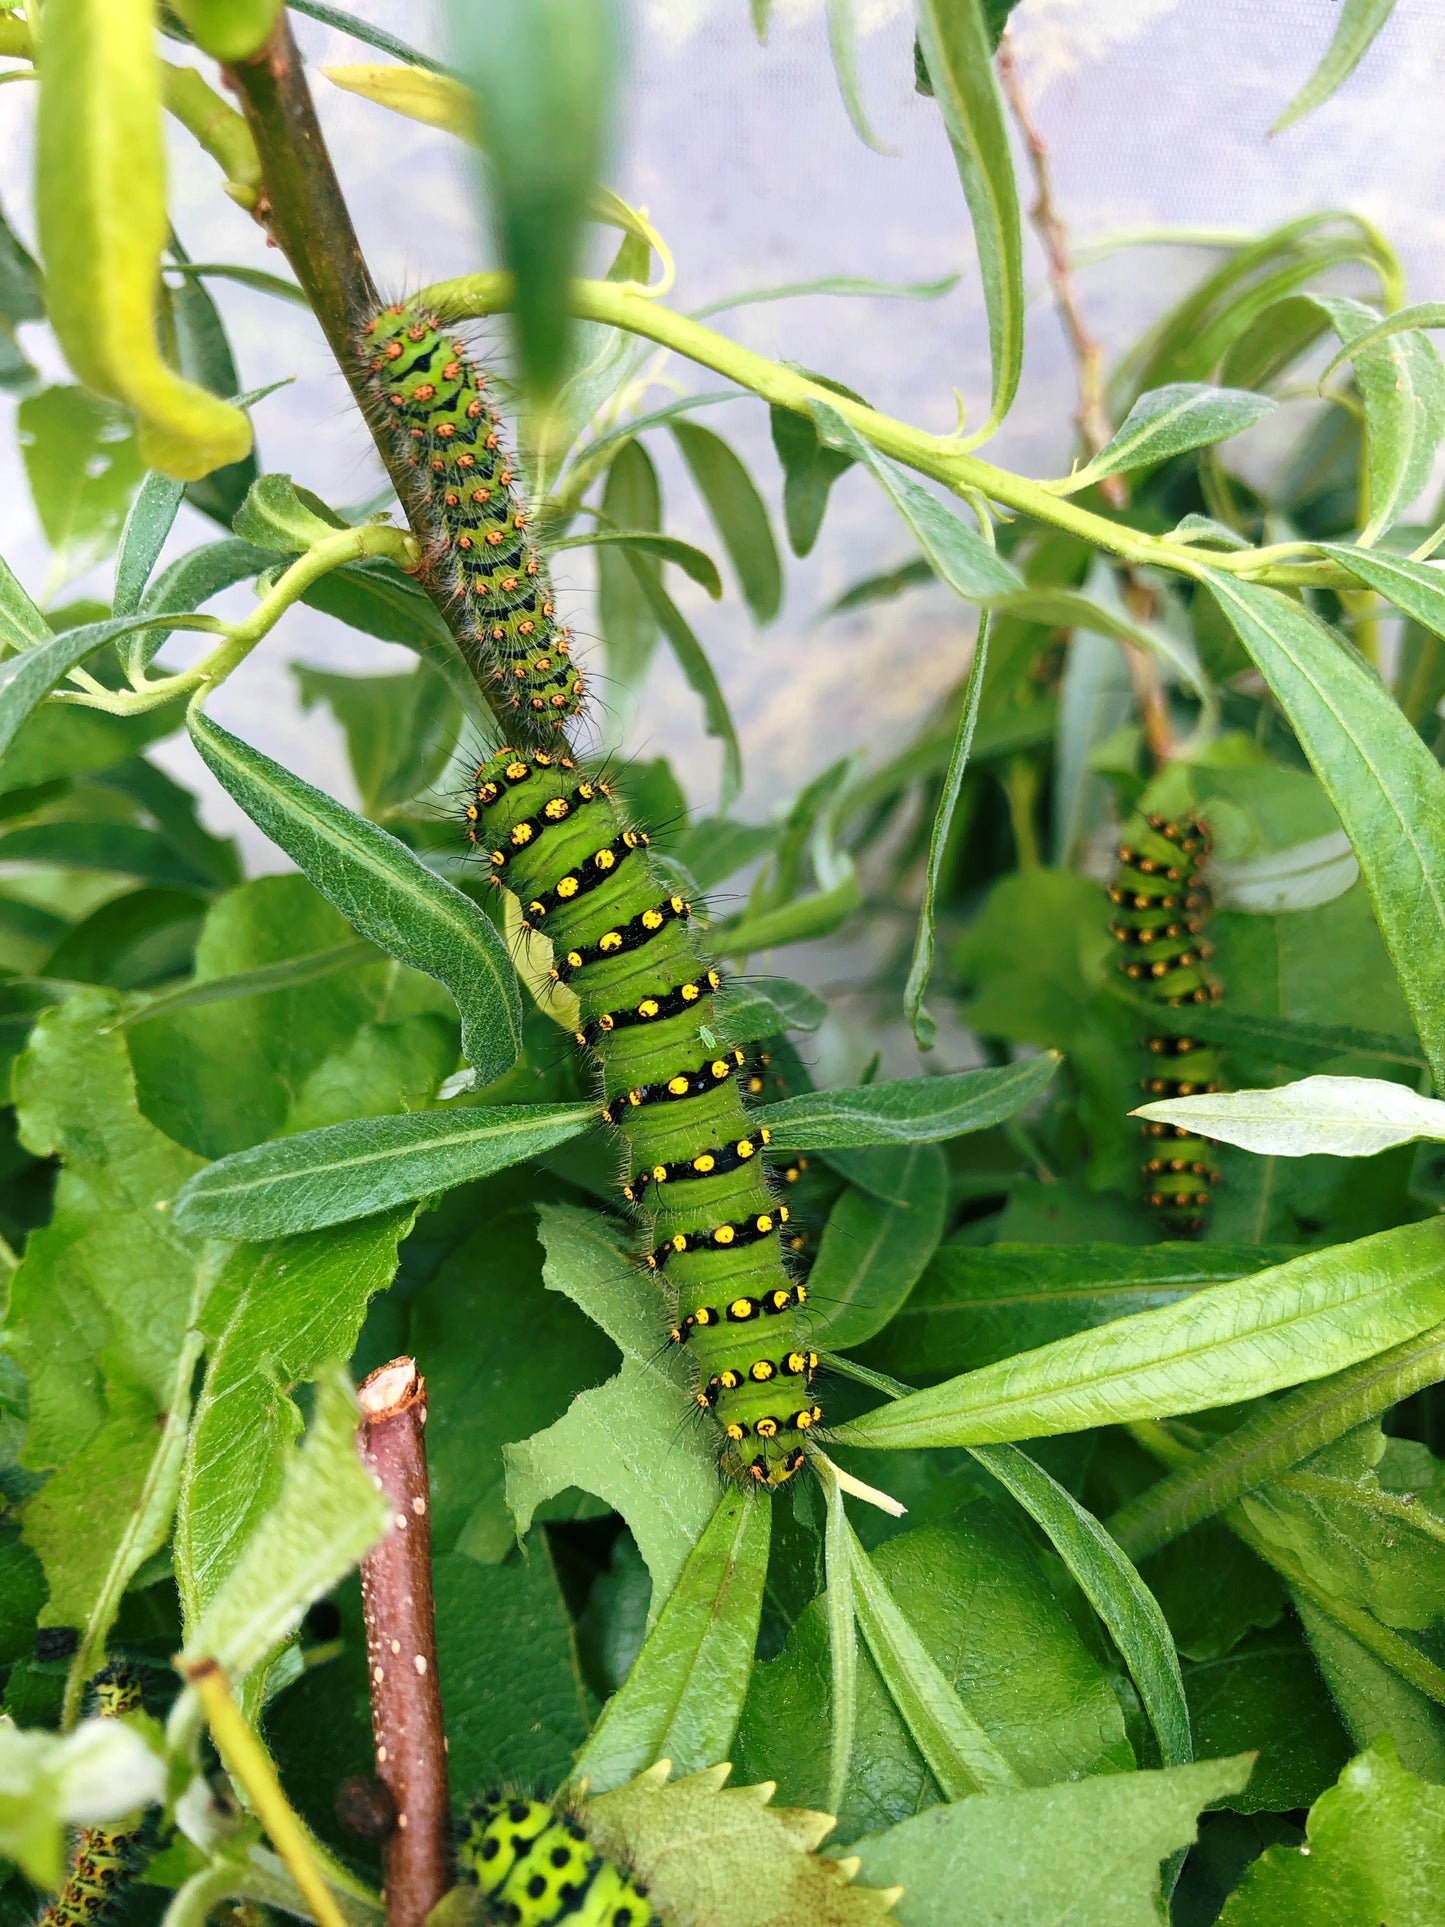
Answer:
[
  {"left": 357, "top": 1360, "right": 450, "bottom": 1927},
  {"left": 997, "top": 30, "right": 1175, "bottom": 763}
]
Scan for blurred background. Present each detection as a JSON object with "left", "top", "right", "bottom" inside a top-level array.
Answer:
[{"left": 1, "top": 0, "right": 1443, "bottom": 867}]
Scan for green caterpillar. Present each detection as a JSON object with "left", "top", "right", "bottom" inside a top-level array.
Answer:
[
  {"left": 38, "top": 1664, "right": 146, "bottom": 1927},
  {"left": 1109, "top": 811, "right": 1222, "bottom": 1234},
  {"left": 459, "top": 1794, "right": 658, "bottom": 1927},
  {"left": 467, "top": 749, "right": 819, "bottom": 1486},
  {"left": 358, "top": 304, "right": 585, "bottom": 739}
]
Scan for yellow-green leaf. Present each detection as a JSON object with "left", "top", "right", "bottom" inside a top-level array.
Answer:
[{"left": 35, "top": 0, "right": 251, "bottom": 481}]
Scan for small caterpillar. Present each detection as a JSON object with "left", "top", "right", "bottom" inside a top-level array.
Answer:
[
  {"left": 358, "top": 303, "right": 585, "bottom": 741},
  {"left": 38, "top": 1664, "right": 146, "bottom": 1927},
  {"left": 467, "top": 750, "right": 819, "bottom": 1485},
  {"left": 1109, "top": 811, "right": 1222, "bottom": 1234},
  {"left": 459, "top": 1794, "right": 658, "bottom": 1927}
]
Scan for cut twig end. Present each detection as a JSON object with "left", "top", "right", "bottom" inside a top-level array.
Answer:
[{"left": 360, "top": 1358, "right": 425, "bottom": 1421}]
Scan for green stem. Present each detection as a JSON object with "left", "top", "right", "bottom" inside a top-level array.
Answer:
[{"left": 420, "top": 272, "right": 1359, "bottom": 591}]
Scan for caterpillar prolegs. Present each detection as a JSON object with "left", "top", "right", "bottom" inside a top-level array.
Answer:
[
  {"left": 1110, "top": 811, "right": 1223, "bottom": 1234},
  {"left": 38, "top": 1664, "right": 146, "bottom": 1927},
  {"left": 359, "top": 304, "right": 585, "bottom": 740},
  {"left": 468, "top": 751, "right": 819, "bottom": 1486},
  {"left": 460, "top": 1794, "right": 658, "bottom": 1927}
]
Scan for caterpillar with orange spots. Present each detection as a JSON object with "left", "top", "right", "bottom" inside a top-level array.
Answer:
[
  {"left": 38, "top": 1664, "right": 147, "bottom": 1927},
  {"left": 1109, "top": 809, "right": 1223, "bottom": 1234},
  {"left": 460, "top": 1793, "right": 658, "bottom": 1927},
  {"left": 358, "top": 303, "right": 585, "bottom": 740}
]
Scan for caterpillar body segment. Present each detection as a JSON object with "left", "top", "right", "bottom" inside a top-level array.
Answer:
[
  {"left": 460, "top": 1794, "right": 659, "bottom": 1927},
  {"left": 38, "top": 1664, "right": 146, "bottom": 1927},
  {"left": 358, "top": 302, "right": 584, "bottom": 742},
  {"left": 1110, "top": 811, "right": 1222, "bottom": 1234},
  {"left": 470, "top": 750, "right": 817, "bottom": 1485}
]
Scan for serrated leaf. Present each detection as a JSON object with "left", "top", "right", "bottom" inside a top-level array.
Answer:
[
  {"left": 189, "top": 709, "right": 524, "bottom": 1083},
  {"left": 171, "top": 1102, "right": 595, "bottom": 1239},
  {"left": 585, "top": 1764, "right": 899, "bottom": 1927},
  {"left": 1136, "top": 1072, "right": 1445, "bottom": 1159},
  {"left": 1050, "top": 383, "right": 1274, "bottom": 496},
  {"left": 830, "top": 1218, "right": 1445, "bottom": 1451},
  {"left": 755, "top": 1055, "right": 1057, "bottom": 1150},
  {"left": 570, "top": 1486, "right": 769, "bottom": 1795}
]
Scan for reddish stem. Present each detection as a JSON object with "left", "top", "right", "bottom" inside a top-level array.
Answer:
[{"left": 357, "top": 1360, "right": 451, "bottom": 1927}]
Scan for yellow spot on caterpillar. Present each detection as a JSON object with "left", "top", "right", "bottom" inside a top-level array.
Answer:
[
  {"left": 756, "top": 1416, "right": 779, "bottom": 1437},
  {"left": 668, "top": 1075, "right": 689, "bottom": 1096},
  {"left": 750, "top": 1360, "right": 775, "bottom": 1383},
  {"left": 713, "top": 1225, "right": 735, "bottom": 1246},
  {"left": 693, "top": 1153, "right": 716, "bottom": 1173},
  {"left": 726, "top": 1423, "right": 745, "bottom": 1442}
]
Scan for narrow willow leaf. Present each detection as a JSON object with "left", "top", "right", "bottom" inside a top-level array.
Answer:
[
  {"left": 906, "top": 614, "right": 988, "bottom": 1047},
  {"left": 809, "top": 401, "right": 1023, "bottom": 597},
  {"left": 808, "top": 1145, "right": 947, "bottom": 1352},
  {"left": 119, "top": 941, "right": 374, "bottom": 1028},
  {"left": 181, "top": 1364, "right": 387, "bottom": 1684},
  {"left": 453, "top": 0, "right": 617, "bottom": 402},
  {"left": 1110, "top": 988, "right": 1425, "bottom": 1072},
  {"left": 1274, "top": 0, "right": 1399, "bottom": 131},
  {"left": 624, "top": 555, "right": 742, "bottom": 808},
  {"left": 291, "top": 0, "right": 454, "bottom": 74},
  {"left": 913, "top": 0, "right": 1023, "bottom": 440},
  {"left": 189, "top": 710, "right": 524, "bottom": 1082},
  {"left": 830, "top": 1218, "right": 1445, "bottom": 1451},
  {"left": 1311, "top": 293, "right": 1445, "bottom": 542},
  {"left": 35, "top": 0, "right": 250, "bottom": 478},
  {"left": 1317, "top": 542, "right": 1445, "bottom": 637},
  {"left": 0, "top": 611, "right": 217, "bottom": 763},
  {"left": 1205, "top": 576, "right": 1445, "bottom": 1088},
  {"left": 553, "top": 528, "right": 722, "bottom": 600},
  {"left": 970, "top": 1442, "right": 1191, "bottom": 1769},
  {"left": 992, "top": 584, "right": 1217, "bottom": 733},
  {"left": 715, "top": 872, "right": 862, "bottom": 955},
  {"left": 1210, "top": 831, "right": 1359, "bottom": 913},
  {"left": 670, "top": 421, "right": 783, "bottom": 625},
  {"left": 822, "top": 1471, "right": 858, "bottom": 1817},
  {"left": 171, "top": 1102, "right": 596, "bottom": 1239},
  {"left": 231, "top": 472, "right": 343, "bottom": 552},
  {"left": 826, "top": 0, "right": 892, "bottom": 153},
  {"left": 569, "top": 1487, "right": 770, "bottom": 1795},
  {"left": 113, "top": 472, "right": 185, "bottom": 616},
  {"left": 1051, "top": 383, "right": 1275, "bottom": 496},
  {"left": 593, "top": 440, "right": 662, "bottom": 691},
  {"left": 0, "top": 552, "right": 49, "bottom": 651},
  {"left": 711, "top": 977, "right": 826, "bottom": 1040},
  {"left": 756, "top": 1054, "right": 1057, "bottom": 1149},
  {"left": 1136, "top": 1073, "right": 1445, "bottom": 1159},
  {"left": 1109, "top": 1322, "right": 1445, "bottom": 1560},
  {"left": 847, "top": 1511, "right": 1022, "bottom": 1795}
]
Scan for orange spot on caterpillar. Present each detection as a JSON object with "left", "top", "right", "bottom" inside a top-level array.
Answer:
[
  {"left": 413, "top": 382, "right": 435, "bottom": 402},
  {"left": 471, "top": 487, "right": 491, "bottom": 503},
  {"left": 457, "top": 453, "right": 475, "bottom": 468},
  {"left": 443, "top": 360, "right": 462, "bottom": 380},
  {"left": 466, "top": 399, "right": 483, "bottom": 419},
  {"left": 485, "top": 433, "right": 499, "bottom": 450},
  {"left": 384, "top": 342, "right": 403, "bottom": 361},
  {"left": 436, "top": 423, "right": 455, "bottom": 439}
]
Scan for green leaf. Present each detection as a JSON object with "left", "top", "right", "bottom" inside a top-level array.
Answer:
[
  {"left": 189, "top": 708, "right": 524, "bottom": 1083},
  {"left": 822, "top": 1471, "right": 858, "bottom": 1817},
  {"left": 556, "top": 528, "right": 722, "bottom": 600},
  {"left": 913, "top": 0, "right": 1023, "bottom": 440},
  {"left": 0, "top": 610, "right": 214, "bottom": 766},
  {"left": 756, "top": 1055, "right": 1057, "bottom": 1150},
  {"left": 113, "top": 472, "right": 185, "bottom": 616},
  {"left": 623, "top": 555, "right": 743, "bottom": 809},
  {"left": 825, "top": 0, "right": 891, "bottom": 153},
  {"left": 1050, "top": 383, "right": 1274, "bottom": 496},
  {"left": 293, "top": 661, "right": 457, "bottom": 818},
  {"left": 594, "top": 438, "right": 661, "bottom": 691},
  {"left": 831, "top": 1218, "right": 1445, "bottom": 1451},
  {"left": 1218, "top": 1739, "right": 1442, "bottom": 1925},
  {"left": 1137, "top": 1072, "right": 1445, "bottom": 1159},
  {"left": 174, "top": 1212, "right": 414, "bottom": 1633},
  {"left": 454, "top": 0, "right": 617, "bottom": 402},
  {"left": 181, "top": 1363, "right": 387, "bottom": 1684},
  {"left": 808, "top": 1145, "right": 946, "bottom": 1352},
  {"left": 1298, "top": 1599, "right": 1445, "bottom": 1782},
  {"left": 8, "top": 991, "right": 204, "bottom": 1665},
  {"left": 769, "top": 382, "right": 858, "bottom": 558},
  {"left": 18, "top": 387, "right": 144, "bottom": 575},
  {"left": 231, "top": 472, "right": 343, "bottom": 552},
  {"left": 0, "top": 1718, "right": 167, "bottom": 1890},
  {"left": 569, "top": 1486, "right": 770, "bottom": 1794},
  {"left": 861, "top": 1242, "right": 1291, "bottom": 1381},
  {"left": 808, "top": 401, "right": 1023, "bottom": 596},
  {"left": 905, "top": 613, "right": 988, "bottom": 1047},
  {"left": 715, "top": 872, "right": 862, "bottom": 955},
  {"left": 0, "top": 820, "right": 213, "bottom": 891},
  {"left": 850, "top": 1756, "right": 1253, "bottom": 1927},
  {"left": 1110, "top": 985, "right": 1425, "bottom": 1073},
  {"left": 1311, "top": 294, "right": 1445, "bottom": 541},
  {"left": 171, "top": 1102, "right": 595, "bottom": 1240},
  {"left": 848, "top": 1510, "right": 1022, "bottom": 1796},
  {"left": 1205, "top": 576, "right": 1445, "bottom": 1089},
  {"left": 1273, "top": 0, "right": 1399, "bottom": 131},
  {"left": 712, "top": 976, "right": 826, "bottom": 1040},
  {"left": 0, "top": 550, "right": 49, "bottom": 652},
  {"left": 994, "top": 582, "right": 1217, "bottom": 735},
  {"left": 1318, "top": 541, "right": 1445, "bottom": 643},
  {"left": 1315, "top": 301, "right": 1445, "bottom": 384},
  {"left": 970, "top": 1443, "right": 1190, "bottom": 1769},
  {"left": 670, "top": 421, "right": 782, "bottom": 625}
]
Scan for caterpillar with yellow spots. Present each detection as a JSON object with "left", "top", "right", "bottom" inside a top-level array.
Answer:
[
  {"left": 1109, "top": 810, "right": 1223, "bottom": 1234},
  {"left": 466, "top": 749, "right": 820, "bottom": 1486},
  {"left": 460, "top": 1794, "right": 657, "bottom": 1927},
  {"left": 38, "top": 1664, "right": 146, "bottom": 1927},
  {"left": 358, "top": 304, "right": 585, "bottom": 739}
]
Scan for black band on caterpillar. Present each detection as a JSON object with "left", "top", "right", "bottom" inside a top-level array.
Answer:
[
  {"left": 459, "top": 1792, "right": 659, "bottom": 1927},
  {"left": 467, "top": 776, "right": 604, "bottom": 849},
  {"left": 621, "top": 1128, "right": 773, "bottom": 1201},
  {"left": 1111, "top": 811, "right": 1223, "bottom": 1235},
  {"left": 603, "top": 1049, "right": 746, "bottom": 1122},
  {"left": 554, "top": 896, "right": 692, "bottom": 983},
  {"left": 647, "top": 1206, "right": 789, "bottom": 1273},
  {"left": 577, "top": 971, "right": 723, "bottom": 1045},
  {"left": 520, "top": 831, "right": 650, "bottom": 920},
  {"left": 39, "top": 1664, "right": 147, "bottom": 1927}
]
